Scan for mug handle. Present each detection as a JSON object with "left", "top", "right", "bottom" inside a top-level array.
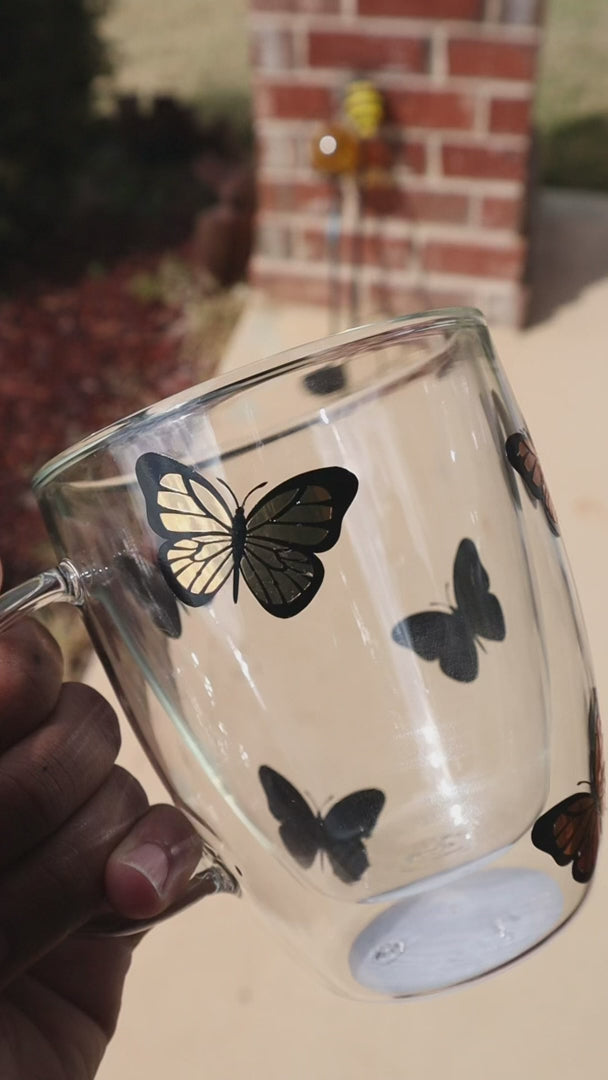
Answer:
[
  {"left": 0, "top": 562, "right": 81, "bottom": 629},
  {"left": 85, "top": 862, "right": 238, "bottom": 936},
  {"left": 0, "top": 562, "right": 239, "bottom": 935}
]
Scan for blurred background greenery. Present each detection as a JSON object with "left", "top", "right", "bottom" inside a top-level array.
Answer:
[
  {"left": 0, "top": 0, "right": 254, "bottom": 607},
  {"left": 536, "top": 0, "right": 608, "bottom": 190},
  {"left": 102, "top": 0, "right": 608, "bottom": 191},
  {"left": 1, "top": 0, "right": 606, "bottom": 286},
  {"left": 0, "top": 0, "right": 252, "bottom": 286},
  {"left": 103, "top": 0, "right": 608, "bottom": 192}
]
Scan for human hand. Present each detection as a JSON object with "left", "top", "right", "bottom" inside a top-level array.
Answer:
[{"left": 0, "top": 572, "right": 204, "bottom": 1079}]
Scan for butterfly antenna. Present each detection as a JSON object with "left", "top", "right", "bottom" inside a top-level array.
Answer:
[
  {"left": 304, "top": 789, "right": 319, "bottom": 814},
  {"left": 242, "top": 480, "right": 268, "bottom": 510},
  {"left": 215, "top": 476, "right": 240, "bottom": 508}
]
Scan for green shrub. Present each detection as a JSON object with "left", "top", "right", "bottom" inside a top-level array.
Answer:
[
  {"left": 540, "top": 114, "right": 608, "bottom": 192},
  {"left": 0, "top": 0, "right": 110, "bottom": 264}
]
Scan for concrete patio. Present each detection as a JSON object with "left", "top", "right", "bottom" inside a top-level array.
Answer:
[{"left": 97, "top": 187, "right": 608, "bottom": 1080}]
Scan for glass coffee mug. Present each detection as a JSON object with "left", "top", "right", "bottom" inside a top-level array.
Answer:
[{"left": 0, "top": 308, "right": 601, "bottom": 999}]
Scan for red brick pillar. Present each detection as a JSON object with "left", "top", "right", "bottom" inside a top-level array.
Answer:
[{"left": 250, "top": 0, "right": 543, "bottom": 326}]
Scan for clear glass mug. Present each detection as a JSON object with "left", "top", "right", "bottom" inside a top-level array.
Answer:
[{"left": 0, "top": 308, "right": 601, "bottom": 1000}]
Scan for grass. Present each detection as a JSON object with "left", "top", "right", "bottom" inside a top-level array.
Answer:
[
  {"left": 535, "top": 0, "right": 608, "bottom": 190},
  {"left": 535, "top": 0, "right": 608, "bottom": 132},
  {"left": 99, "top": 1, "right": 253, "bottom": 150},
  {"left": 100, "top": 0, "right": 251, "bottom": 104}
]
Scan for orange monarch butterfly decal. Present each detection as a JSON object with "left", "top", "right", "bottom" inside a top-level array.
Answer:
[
  {"left": 532, "top": 689, "right": 604, "bottom": 883},
  {"left": 505, "top": 432, "right": 559, "bottom": 536}
]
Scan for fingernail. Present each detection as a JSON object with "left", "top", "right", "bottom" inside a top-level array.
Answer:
[{"left": 119, "top": 842, "right": 170, "bottom": 895}]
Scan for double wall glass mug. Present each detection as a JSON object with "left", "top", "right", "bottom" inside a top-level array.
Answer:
[{"left": 0, "top": 308, "right": 601, "bottom": 1000}]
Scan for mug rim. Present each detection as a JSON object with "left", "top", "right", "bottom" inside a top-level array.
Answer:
[{"left": 32, "top": 306, "right": 486, "bottom": 492}]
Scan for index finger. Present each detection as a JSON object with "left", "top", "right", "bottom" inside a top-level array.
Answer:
[{"left": 0, "top": 559, "right": 64, "bottom": 750}]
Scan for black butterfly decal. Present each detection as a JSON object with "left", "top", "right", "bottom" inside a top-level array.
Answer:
[
  {"left": 304, "top": 365, "right": 347, "bottom": 396},
  {"left": 136, "top": 454, "right": 358, "bottom": 619},
  {"left": 391, "top": 538, "right": 506, "bottom": 683},
  {"left": 505, "top": 431, "right": 559, "bottom": 536},
  {"left": 258, "top": 765, "right": 385, "bottom": 884},
  {"left": 532, "top": 689, "right": 604, "bottom": 883}
]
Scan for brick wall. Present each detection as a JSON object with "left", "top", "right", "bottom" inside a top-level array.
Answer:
[{"left": 249, "top": 0, "right": 544, "bottom": 326}]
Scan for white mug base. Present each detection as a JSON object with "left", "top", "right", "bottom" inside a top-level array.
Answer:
[{"left": 349, "top": 867, "right": 564, "bottom": 996}]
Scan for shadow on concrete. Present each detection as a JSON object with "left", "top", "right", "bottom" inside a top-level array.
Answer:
[{"left": 527, "top": 188, "right": 608, "bottom": 326}]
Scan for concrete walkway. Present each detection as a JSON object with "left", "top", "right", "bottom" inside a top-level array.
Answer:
[{"left": 98, "top": 189, "right": 608, "bottom": 1080}]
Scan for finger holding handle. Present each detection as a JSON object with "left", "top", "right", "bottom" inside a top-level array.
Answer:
[{"left": 0, "top": 557, "right": 235, "bottom": 971}]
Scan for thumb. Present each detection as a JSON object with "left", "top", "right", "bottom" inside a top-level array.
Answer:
[{"left": 104, "top": 804, "right": 204, "bottom": 921}]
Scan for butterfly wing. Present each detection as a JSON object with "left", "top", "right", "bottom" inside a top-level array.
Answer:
[
  {"left": 573, "top": 809, "right": 601, "bottom": 884},
  {"left": 532, "top": 690, "right": 603, "bottom": 884},
  {"left": 589, "top": 687, "right": 604, "bottom": 810},
  {"left": 531, "top": 792, "right": 598, "bottom": 884},
  {"left": 323, "top": 789, "right": 386, "bottom": 842},
  {"left": 136, "top": 454, "right": 235, "bottom": 607},
  {"left": 505, "top": 432, "right": 559, "bottom": 536},
  {"left": 242, "top": 467, "right": 358, "bottom": 618},
  {"left": 453, "top": 538, "right": 506, "bottom": 643},
  {"left": 322, "top": 789, "right": 385, "bottom": 884},
  {"left": 241, "top": 546, "right": 323, "bottom": 620},
  {"left": 392, "top": 610, "right": 479, "bottom": 683},
  {"left": 326, "top": 839, "right": 371, "bottom": 885},
  {"left": 258, "top": 766, "right": 320, "bottom": 869},
  {"left": 116, "top": 552, "right": 182, "bottom": 638}
]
